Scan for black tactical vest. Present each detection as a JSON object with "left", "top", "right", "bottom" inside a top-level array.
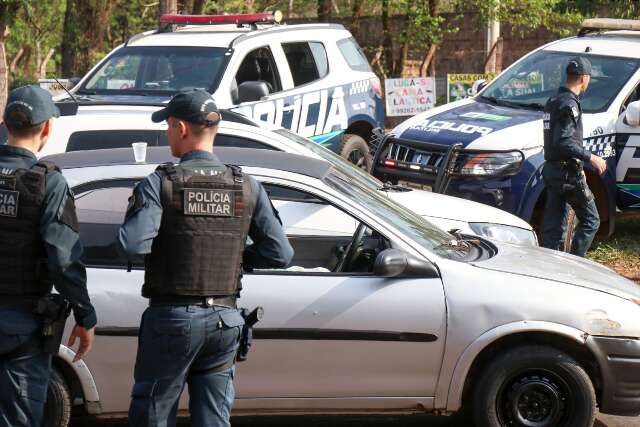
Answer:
[
  {"left": 543, "top": 88, "right": 583, "bottom": 162},
  {"left": 143, "top": 162, "right": 256, "bottom": 298},
  {"left": 0, "top": 161, "right": 57, "bottom": 297}
]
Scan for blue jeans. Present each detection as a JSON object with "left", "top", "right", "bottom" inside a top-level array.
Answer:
[
  {"left": 541, "top": 167, "right": 600, "bottom": 257},
  {"left": 0, "top": 309, "right": 51, "bottom": 427},
  {"left": 128, "top": 305, "right": 245, "bottom": 427}
]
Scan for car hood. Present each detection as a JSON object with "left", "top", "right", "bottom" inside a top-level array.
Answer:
[
  {"left": 384, "top": 188, "right": 531, "bottom": 229},
  {"left": 393, "top": 98, "right": 544, "bottom": 151},
  {"left": 471, "top": 242, "right": 640, "bottom": 300}
]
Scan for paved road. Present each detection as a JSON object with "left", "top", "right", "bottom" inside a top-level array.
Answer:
[{"left": 73, "top": 413, "right": 640, "bottom": 426}]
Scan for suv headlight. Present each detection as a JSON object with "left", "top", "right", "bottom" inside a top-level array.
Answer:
[
  {"left": 457, "top": 151, "right": 524, "bottom": 177},
  {"left": 469, "top": 222, "right": 538, "bottom": 246}
]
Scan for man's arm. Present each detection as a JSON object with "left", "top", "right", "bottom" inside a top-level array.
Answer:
[
  {"left": 554, "top": 105, "right": 592, "bottom": 162},
  {"left": 243, "top": 178, "right": 294, "bottom": 269},
  {"left": 40, "top": 172, "right": 96, "bottom": 329},
  {"left": 117, "top": 172, "right": 163, "bottom": 258}
]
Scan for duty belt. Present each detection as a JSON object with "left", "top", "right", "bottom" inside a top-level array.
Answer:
[
  {"left": 0, "top": 295, "right": 40, "bottom": 311},
  {"left": 149, "top": 295, "right": 237, "bottom": 309}
]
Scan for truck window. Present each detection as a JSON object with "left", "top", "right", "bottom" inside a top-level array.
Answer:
[
  {"left": 234, "top": 46, "right": 281, "bottom": 101},
  {"left": 282, "top": 42, "right": 328, "bottom": 86},
  {"left": 337, "top": 37, "right": 371, "bottom": 73}
]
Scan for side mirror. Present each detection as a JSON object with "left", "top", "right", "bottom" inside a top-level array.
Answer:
[
  {"left": 68, "top": 77, "right": 81, "bottom": 90},
  {"left": 625, "top": 100, "right": 640, "bottom": 127},
  {"left": 373, "top": 249, "right": 439, "bottom": 279},
  {"left": 238, "top": 81, "right": 270, "bottom": 103},
  {"left": 473, "top": 79, "right": 488, "bottom": 94}
]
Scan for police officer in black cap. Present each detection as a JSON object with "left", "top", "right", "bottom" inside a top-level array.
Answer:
[
  {"left": 0, "top": 85, "right": 96, "bottom": 426},
  {"left": 541, "top": 57, "right": 607, "bottom": 257},
  {"left": 118, "top": 89, "right": 293, "bottom": 427}
]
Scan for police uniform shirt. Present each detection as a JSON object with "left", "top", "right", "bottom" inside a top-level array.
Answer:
[
  {"left": 0, "top": 145, "right": 97, "bottom": 329},
  {"left": 118, "top": 150, "right": 294, "bottom": 269},
  {"left": 543, "top": 86, "right": 592, "bottom": 163}
]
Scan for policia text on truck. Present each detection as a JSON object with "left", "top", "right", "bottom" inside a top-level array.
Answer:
[{"left": 0, "top": 85, "right": 97, "bottom": 427}]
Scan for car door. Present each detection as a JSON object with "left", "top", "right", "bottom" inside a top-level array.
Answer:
[
  {"left": 234, "top": 180, "right": 446, "bottom": 403},
  {"left": 615, "top": 77, "right": 640, "bottom": 211}
]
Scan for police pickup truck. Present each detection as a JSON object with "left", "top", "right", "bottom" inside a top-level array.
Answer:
[
  {"left": 373, "top": 18, "right": 640, "bottom": 246},
  {"left": 55, "top": 12, "right": 384, "bottom": 169}
]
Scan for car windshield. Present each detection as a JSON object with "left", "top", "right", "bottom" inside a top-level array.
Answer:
[
  {"left": 480, "top": 51, "right": 640, "bottom": 113},
  {"left": 79, "top": 46, "right": 230, "bottom": 95},
  {"left": 324, "top": 168, "right": 457, "bottom": 258},
  {"left": 273, "top": 129, "right": 383, "bottom": 189}
]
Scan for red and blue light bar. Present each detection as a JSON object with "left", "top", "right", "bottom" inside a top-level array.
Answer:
[{"left": 160, "top": 11, "right": 283, "bottom": 25}]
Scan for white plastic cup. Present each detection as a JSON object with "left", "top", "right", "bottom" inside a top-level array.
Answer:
[{"left": 132, "top": 142, "right": 148, "bottom": 163}]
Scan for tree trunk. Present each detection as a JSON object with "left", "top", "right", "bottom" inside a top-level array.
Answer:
[
  {"left": 484, "top": 37, "right": 503, "bottom": 74},
  {"left": 349, "top": 0, "right": 364, "bottom": 37},
  {"left": 381, "top": 0, "right": 394, "bottom": 77},
  {"left": 193, "top": 0, "right": 206, "bottom": 14},
  {"left": 160, "top": 0, "right": 178, "bottom": 15},
  {"left": 317, "top": 0, "right": 332, "bottom": 22},
  {"left": 394, "top": 8, "right": 412, "bottom": 77},
  {"left": 60, "top": 0, "right": 77, "bottom": 77},
  {"left": 9, "top": 48, "right": 24, "bottom": 73},
  {"left": 420, "top": 44, "right": 437, "bottom": 77},
  {"left": 38, "top": 48, "right": 55, "bottom": 80},
  {"left": 0, "top": 2, "right": 17, "bottom": 117}
]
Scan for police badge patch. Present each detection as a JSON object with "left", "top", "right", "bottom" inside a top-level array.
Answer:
[
  {"left": 0, "top": 189, "right": 19, "bottom": 218},
  {"left": 183, "top": 188, "right": 234, "bottom": 216},
  {"left": 571, "top": 106, "right": 579, "bottom": 119}
]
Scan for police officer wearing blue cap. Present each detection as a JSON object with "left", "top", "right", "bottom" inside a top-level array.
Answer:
[
  {"left": 0, "top": 85, "right": 97, "bottom": 426},
  {"left": 541, "top": 57, "right": 607, "bottom": 257},
  {"left": 118, "top": 89, "right": 293, "bottom": 427}
]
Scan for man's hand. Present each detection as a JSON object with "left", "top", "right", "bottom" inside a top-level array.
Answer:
[
  {"left": 67, "top": 325, "right": 95, "bottom": 362},
  {"left": 590, "top": 154, "right": 606, "bottom": 175}
]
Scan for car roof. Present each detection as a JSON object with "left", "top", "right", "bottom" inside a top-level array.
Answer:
[
  {"left": 543, "top": 33, "right": 640, "bottom": 58},
  {"left": 42, "top": 147, "right": 332, "bottom": 179},
  {"left": 128, "top": 23, "right": 348, "bottom": 48}
]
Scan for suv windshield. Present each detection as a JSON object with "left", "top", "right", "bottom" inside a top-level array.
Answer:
[
  {"left": 324, "top": 168, "right": 458, "bottom": 258},
  {"left": 79, "top": 46, "right": 230, "bottom": 95},
  {"left": 480, "top": 51, "right": 640, "bottom": 113}
]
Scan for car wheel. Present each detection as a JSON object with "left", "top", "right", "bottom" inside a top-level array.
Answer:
[
  {"left": 44, "top": 368, "right": 72, "bottom": 427},
  {"left": 340, "top": 133, "right": 373, "bottom": 171},
  {"left": 472, "top": 345, "right": 595, "bottom": 427}
]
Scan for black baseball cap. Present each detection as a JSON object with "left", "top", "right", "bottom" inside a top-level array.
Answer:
[
  {"left": 3, "top": 85, "right": 60, "bottom": 128},
  {"left": 151, "top": 89, "right": 220, "bottom": 125},
  {"left": 567, "top": 57, "right": 592, "bottom": 76}
]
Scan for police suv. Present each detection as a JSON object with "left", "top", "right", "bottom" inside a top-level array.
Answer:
[
  {"left": 56, "top": 11, "right": 384, "bottom": 169},
  {"left": 373, "top": 18, "right": 640, "bottom": 245}
]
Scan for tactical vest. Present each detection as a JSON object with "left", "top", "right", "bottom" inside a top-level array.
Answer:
[
  {"left": 0, "top": 161, "right": 57, "bottom": 297},
  {"left": 543, "top": 89, "right": 583, "bottom": 162},
  {"left": 143, "top": 162, "right": 256, "bottom": 298}
]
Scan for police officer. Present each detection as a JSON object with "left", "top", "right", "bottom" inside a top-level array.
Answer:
[
  {"left": 0, "top": 85, "right": 96, "bottom": 426},
  {"left": 541, "top": 58, "right": 607, "bottom": 257},
  {"left": 118, "top": 90, "right": 293, "bottom": 427}
]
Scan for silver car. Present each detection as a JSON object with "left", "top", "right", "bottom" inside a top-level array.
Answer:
[{"left": 42, "top": 147, "right": 640, "bottom": 427}]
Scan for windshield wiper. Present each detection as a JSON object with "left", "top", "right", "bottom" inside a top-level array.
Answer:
[
  {"left": 75, "top": 89, "right": 96, "bottom": 95},
  {"left": 508, "top": 101, "right": 545, "bottom": 110}
]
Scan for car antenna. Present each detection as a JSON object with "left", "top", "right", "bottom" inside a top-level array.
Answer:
[{"left": 54, "top": 77, "right": 79, "bottom": 106}]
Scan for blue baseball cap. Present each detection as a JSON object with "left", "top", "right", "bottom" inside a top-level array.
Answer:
[
  {"left": 3, "top": 85, "right": 60, "bottom": 128},
  {"left": 151, "top": 89, "right": 220, "bottom": 126},
  {"left": 567, "top": 57, "right": 592, "bottom": 76}
]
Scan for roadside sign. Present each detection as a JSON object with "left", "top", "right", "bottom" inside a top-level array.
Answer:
[
  {"left": 385, "top": 77, "right": 436, "bottom": 117},
  {"left": 447, "top": 73, "right": 496, "bottom": 103},
  {"left": 38, "top": 79, "right": 71, "bottom": 96}
]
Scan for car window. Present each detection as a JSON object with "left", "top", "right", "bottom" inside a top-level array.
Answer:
[
  {"left": 337, "top": 37, "right": 371, "bottom": 73},
  {"left": 481, "top": 51, "right": 640, "bottom": 113},
  {"left": 75, "top": 185, "right": 136, "bottom": 268},
  {"left": 622, "top": 78, "right": 640, "bottom": 113},
  {"left": 81, "top": 46, "right": 229, "bottom": 95},
  {"left": 215, "top": 134, "right": 277, "bottom": 150},
  {"left": 233, "top": 46, "right": 281, "bottom": 102},
  {"left": 66, "top": 130, "right": 166, "bottom": 152},
  {"left": 282, "top": 42, "right": 328, "bottom": 86},
  {"left": 259, "top": 183, "right": 389, "bottom": 274}
]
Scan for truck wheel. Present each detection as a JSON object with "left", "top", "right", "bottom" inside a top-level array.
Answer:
[
  {"left": 44, "top": 368, "right": 72, "bottom": 427},
  {"left": 340, "top": 133, "right": 373, "bottom": 171},
  {"left": 472, "top": 345, "right": 595, "bottom": 427}
]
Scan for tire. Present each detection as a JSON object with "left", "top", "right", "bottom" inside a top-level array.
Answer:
[
  {"left": 339, "top": 133, "right": 373, "bottom": 171},
  {"left": 472, "top": 345, "right": 596, "bottom": 427},
  {"left": 44, "top": 368, "right": 72, "bottom": 427}
]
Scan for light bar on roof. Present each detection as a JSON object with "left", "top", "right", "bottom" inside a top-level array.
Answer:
[
  {"left": 580, "top": 18, "right": 640, "bottom": 33},
  {"left": 160, "top": 11, "right": 283, "bottom": 25}
]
